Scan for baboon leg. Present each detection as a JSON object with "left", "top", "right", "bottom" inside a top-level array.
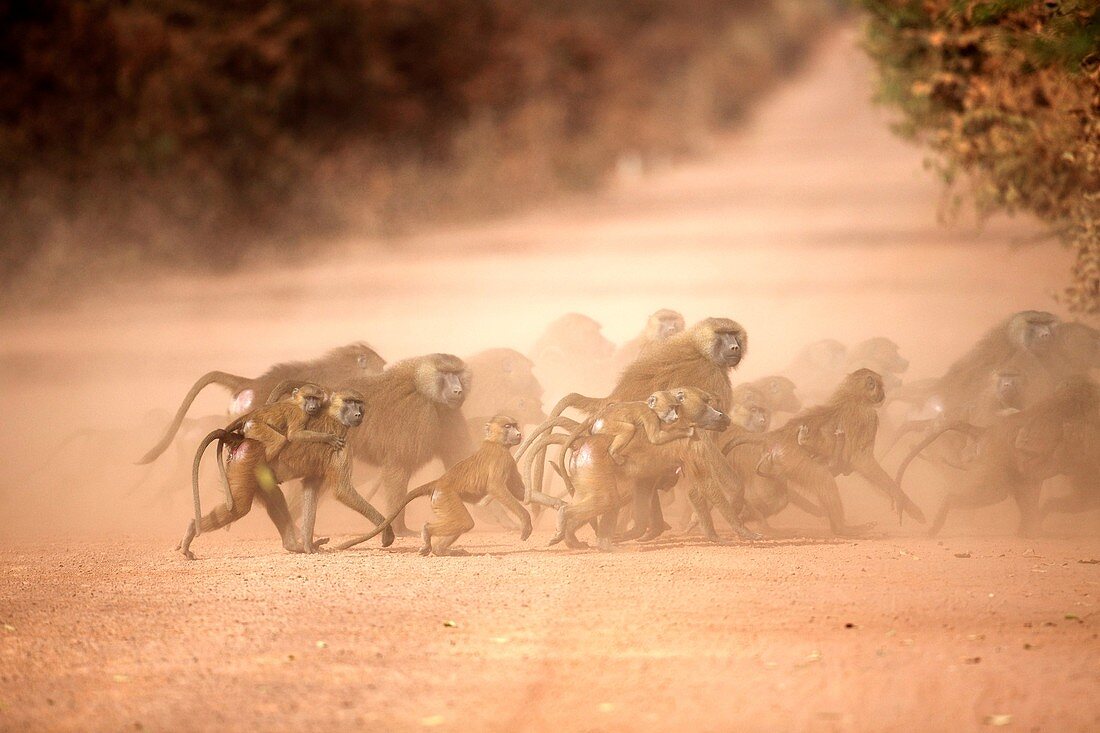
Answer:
[
  {"left": 596, "top": 506, "right": 620, "bottom": 552},
  {"left": 253, "top": 484, "right": 302, "bottom": 553},
  {"left": 419, "top": 523, "right": 433, "bottom": 556},
  {"left": 805, "top": 471, "right": 874, "bottom": 537},
  {"left": 687, "top": 486, "right": 720, "bottom": 542},
  {"left": 786, "top": 487, "right": 825, "bottom": 518},
  {"left": 699, "top": 480, "right": 759, "bottom": 541},
  {"left": 639, "top": 474, "right": 679, "bottom": 541},
  {"left": 177, "top": 448, "right": 260, "bottom": 560},
  {"left": 927, "top": 480, "right": 1008, "bottom": 537},
  {"left": 618, "top": 479, "right": 656, "bottom": 541},
  {"left": 1015, "top": 482, "right": 1043, "bottom": 538},
  {"left": 432, "top": 535, "right": 469, "bottom": 556},
  {"left": 333, "top": 476, "right": 395, "bottom": 548},
  {"left": 605, "top": 422, "right": 637, "bottom": 464},
  {"left": 488, "top": 485, "right": 533, "bottom": 540},
  {"left": 851, "top": 453, "right": 926, "bottom": 524},
  {"left": 424, "top": 488, "right": 475, "bottom": 556},
  {"left": 379, "top": 463, "right": 416, "bottom": 537},
  {"left": 300, "top": 480, "right": 320, "bottom": 554}
]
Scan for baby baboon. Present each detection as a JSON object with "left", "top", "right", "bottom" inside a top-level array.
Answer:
[
  {"left": 613, "top": 308, "right": 686, "bottom": 368},
  {"left": 335, "top": 416, "right": 532, "bottom": 555},
  {"left": 898, "top": 377, "right": 1100, "bottom": 536},
  {"left": 343, "top": 353, "right": 474, "bottom": 536},
  {"left": 139, "top": 342, "right": 385, "bottom": 464},
  {"left": 233, "top": 383, "right": 344, "bottom": 463},
  {"left": 562, "top": 390, "right": 694, "bottom": 467}
]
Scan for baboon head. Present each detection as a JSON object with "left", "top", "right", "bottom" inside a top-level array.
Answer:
[
  {"left": 671, "top": 386, "right": 731, "bottom": 431},
  {"left": 736, "top": 403, "right": 771, "bottom": 433},
  {"left": 327, "top": 342, "right": 387, "bottom": 375},
  {"left": 1008, "top": 311, "right": 1059, "bottom": 352},
  {"left": 837, "top": 368, "right": 886, "bottom": 406},
  {"left": 293, "top": 383, "right": 327, "bottom": 417},
  {"left": 540, "top": 313, "right": 615, "bottom": 360},
  {"left": 485, "top": 415, "right": 522, "bottom": 446},
  {"left": 330, "top": 389, "right": 365, "bottom": 428},
  {"left": 645, "top": 309, "right": 686, "bottom": 341},
  {"left": 688, "top": 317, "right": 747, "bottom": 368},
  {"left": 849, "top": 337, "right": 909, "bottom": 375},
  {"left": 416, "top": 354, "right": 471, "bottom": 409},
  {"left": 646, "top": 390, "right": 681, "bottom": 423},
  {"left": 754, "top": 375, "right": 802, "bottom": 413}
]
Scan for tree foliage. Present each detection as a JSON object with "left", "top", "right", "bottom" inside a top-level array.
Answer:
[{"left": 859, "top": 0, "right": 1100, "bottom": 313}]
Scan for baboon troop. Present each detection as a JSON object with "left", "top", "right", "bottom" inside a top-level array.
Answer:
[{"left": 135, "top": 308, "right": 1097, "bottom": 559}]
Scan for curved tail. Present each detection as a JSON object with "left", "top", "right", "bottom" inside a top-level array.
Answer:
[
  {"left": 332, "top": 482, "right": 436, "bottom": 551},
  {"left": 138, "top": 371, "right": 250, "bottom": 464},
  {"left": 514, "top": 415, "right": 582, "bottom": 462},
  {"left": 548, "top": 392, "right": 604, "bottom": 419},
  {"left": 191, "top": 429, "right": 233, "bottom": 536},
  {"left": 266, "top": 379, "right": 310, "bottom": 405},
  {"left": 894, "top": 421, "right": 981, "bottom": 490}
]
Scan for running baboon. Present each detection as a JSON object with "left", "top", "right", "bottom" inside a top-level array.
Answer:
[
  {"left": 613, "top": 309, "right": 686, "bottom": 368},
  {"left": 334, "top": 416, "right": 532, "bottom": 555},
  {"left": 726, "top": 369, "right": 926, "bottom": 533},
  {"left": 524, "top": 317, "right": 747, "bottom": 537},
  {"left": 548, "top": 387, "right": 753, "bottom": 550},
  {"left": 530, "top": 313, "right": 617, "bottom": 402},
  {"left": 898, "top": 377, "right": 1100, "bottom": 536},
  {"left": 139, "top": 342, "right": 385, "bottom": 464},
  {"left": 343, "top": 353, "right": 474, "bottom": 536}
]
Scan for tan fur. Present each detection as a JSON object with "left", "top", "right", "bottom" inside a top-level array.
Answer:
[
  {"left": 341, "top": 353, "right": 474, "bottom": 535},
  {"left": 464, "top": 348, "right": 547, "bottom": 427},
  {"left": 335, "top": 416, "right": 531, "bottom": 554},
  {"left": 613, "top": 309, "right": 686, "bottom": 367},
  {"left": 138, "top": 342, "right": 386, "bottom": 464},
  {"left": 901, "top": 376, "right": 1100, "bottom": 536},
  {"left": 560, "top": 390, "right": 694, "bottom": 469},
  {"left": 731, "top": 375, "right": 801, "bottom": 416}
]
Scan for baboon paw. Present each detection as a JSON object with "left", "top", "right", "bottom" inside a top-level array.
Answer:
[
  {"left": 418, "top": 545, "right": 431, "bottom": 556},
  {"left": 381, "top": 527, "right": 396, "bottom": 548},
  {"left": 178, "top": 548, "right": 196, "bottom": 561},
  {"left": 547, "top": 534, "right": 564, "bottom": 547},
  {"left": 520, "top": 524, "right": 533, "bottom": 541}
]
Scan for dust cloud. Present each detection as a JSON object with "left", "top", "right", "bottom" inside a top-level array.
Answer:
[{"left": 0, "top": 30, "right": 1081, "bottom": 543}]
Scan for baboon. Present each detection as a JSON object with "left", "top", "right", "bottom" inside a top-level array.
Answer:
[
  {"left": 233, "top": 383, "right": 344, "bottom": 463},
  {"left": 559, "top": 390, "right": 694, "bottom": 467},
  {"left": 343, "top": 353, "right": 474, "bottom": 536},
  {"left": 847, "top": 337, "right": 910, "bottom": 391},
  {"left": 785, "top": 339, "right": 848, "bottom": 404},
  {"left": 726, "top": 369, "right": 926, "bottom": 533},
  {"left": 897, "top": 377, "right": 1100, "bottom": 536},
  {"left": 523, "top": 317, "right": 747, "bottom": 538},
  {"left": 613, "top": 309, "right": 686, "bottom": 368},
  {"left": 548, "top": 387, "right": 753, "bottom": 550},
  {"left": 464, "top": 348, "right": 547, "bottom": 428},
  {"left": 731, "top": 375, "right": 801, "bottom": 418},
  {"left": 138, "top": 342, "right": 385, "bottom": 464},
  {"left": 529, "top": 313, "right": 617, "bottom": 402},
  {"left": 335, "top": 416, "right": 532, "bottom": 555}
]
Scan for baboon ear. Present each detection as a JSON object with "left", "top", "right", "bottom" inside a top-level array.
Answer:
[
  {"left": 647, "top": 396, "right": 658, "bottom": 408},
  {"left": 674, "top": 389, "right": 686, "bottom": 403}
]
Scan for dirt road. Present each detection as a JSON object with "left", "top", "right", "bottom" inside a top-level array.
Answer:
[
  {"left": 2, "top": 534, "right": 1098, "bottom": 732},
  {"left": 1, "top": 27, "right": 1096, "bottom": 732}
]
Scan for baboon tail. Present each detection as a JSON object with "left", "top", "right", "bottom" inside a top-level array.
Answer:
[
  {"left": 137, "top": 371, "right": 250, "bottom": 465},
  {"left": 894, "top": 421, "right": 981, "bottom": 489},
  {"left": 192, "top": 429, "right": 232, "bottom": 537},
  {"left": 514, "top": 415, "right": 583, "bottom": 461},
  {"left": 549, "top": 459, "right": 577, "bottom": 496},
  {"left": 548, "top": 392, "right": 603, "bottom": 419},
  {"left": 266, "top": 379, "right": 310, "bottom": 405},
  {"left": 332, "top": 482, "right": 436, "bottom": 551}
]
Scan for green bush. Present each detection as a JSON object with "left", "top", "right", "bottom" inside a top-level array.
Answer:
[{"left": 858, "top": 0, "right": 1100, "bottom": 313}]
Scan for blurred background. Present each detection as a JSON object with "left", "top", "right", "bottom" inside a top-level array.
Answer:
[{"left": 0, "top": 1, "right": 1096, "bottom": 537}]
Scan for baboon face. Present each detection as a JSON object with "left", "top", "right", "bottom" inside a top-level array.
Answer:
[
  {"left": 332, "top": 391, "right": 365, "bottom": 427},
  {"left": 698, "top": 319, "right": 745, "bottom": 368},
  {"left": 1011, "top": 311, "right": 1059, "bottom": 351},
  {"left": 647, "top": 390, "right": 681, "bottom": 423},
  {"left": 419, "top": 355, "right": 470, "bottom": 408},
  {"left": 745, "top": 405, "right": 770, "bottom": 433},
  {"left": 674, "top": 387, "right": 731, "bottom": 431},
  {"left": 648, "top": 309, "right": 685, "bottom": 341},
  {"left": 759, "top": 376, "right": 801, "bottom": 412},
  {"left": 486, "top": 416, "right": 522, "bottom": 446},
  {"left": 995, "top": 370, "right": 1025, "bottom": 410},
  {"left": 294, "top": 384, "right": 327, "bottom": 417}
]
